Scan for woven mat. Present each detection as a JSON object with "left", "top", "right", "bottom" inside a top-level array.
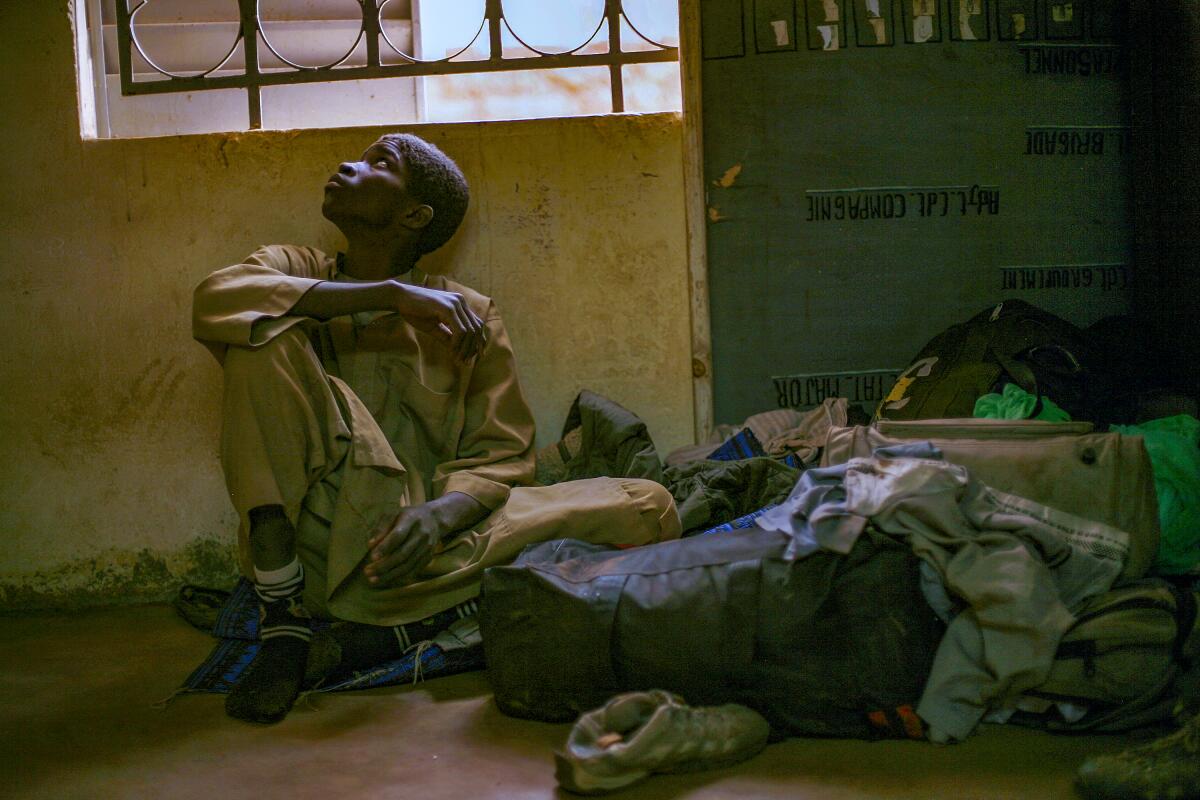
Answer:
[{"left": 179, "top": 579, "right": 484, "bottom": 695}]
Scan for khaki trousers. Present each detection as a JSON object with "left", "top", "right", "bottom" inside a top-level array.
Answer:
[{"left": 219, "top": 328, "right": 680, "bottom": 625}]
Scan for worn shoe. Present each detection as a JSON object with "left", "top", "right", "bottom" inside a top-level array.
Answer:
[
  {"left": 554, "top": 690, "right": 771, "bottom": 795},
  {"left": 1076, "top": 712, "right": 1200, "bottom": 800}
]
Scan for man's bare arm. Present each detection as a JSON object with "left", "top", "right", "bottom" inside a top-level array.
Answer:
[
  {"left": 291, "top": 279, "right": 400, "bottom": 320},
  {"left": 292, "top": 280, "right": 486, "bottom": 360}
]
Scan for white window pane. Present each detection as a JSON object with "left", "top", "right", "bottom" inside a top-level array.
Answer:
[
  {"left": 104, "top": 75, "right": 248, "bottom": 137},
  {"left": 405, "top": 0, "right": 487, "bottom": 61},
  {"left": 260, "top": 78, "right": 419, "bottom": 129},
  {"left": 621, "top": 0, "right": 680, "bottom": 47},
  {"left": 258, "top": 0, "right": 365, "bottom": 68},
  {"left": 110, "top": 0, "right": 238, "bottom": 23},
  {"left": 257, "top": 0, "right": 366, "bottom": 22},
  {"left": 621, "top": 62, "right": 681, "bottom": 114},
  {"left": 501, "top": 0, "right": 606, "bottom": 54},
  {"left": 423, "top": 67, "right": 611, "bottom": 122},
  {"left": 125, "top": 21, "right": 243, "bottom": 77},
  {"left": 499, "top": 25, "right": 609, "bottom": 59}
]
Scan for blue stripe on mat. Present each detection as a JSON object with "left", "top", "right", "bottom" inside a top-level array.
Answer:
[
  {"left": 696, "top": 505, "right": 777, "bottom": 536},
  {"left": 183, "top": 578, "right": 483, "bottom": 694}
]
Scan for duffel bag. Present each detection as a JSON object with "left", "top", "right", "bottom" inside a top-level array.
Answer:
[
  {"left": 479, "top": 528, "right": 945, "bottom": 739},
  {"left": 821, "top": 419, "right": 1160, "bottom": 581}
]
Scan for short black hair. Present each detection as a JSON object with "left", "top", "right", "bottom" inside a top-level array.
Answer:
[{"left": 379, "top": 133, "right": 469, "bottom": 256}]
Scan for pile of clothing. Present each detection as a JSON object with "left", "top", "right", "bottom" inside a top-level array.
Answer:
[{"left": 491, "top": 377, "right": 1199, "bottom": 796}]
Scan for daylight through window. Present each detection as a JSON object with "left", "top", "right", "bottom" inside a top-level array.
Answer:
[{"left": 76, "top": 0, "right": 682, "bottom": 138}]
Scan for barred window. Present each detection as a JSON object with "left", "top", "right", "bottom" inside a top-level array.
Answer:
[{"left": 75, "top": 0, "right": 681, "bottom": 138}]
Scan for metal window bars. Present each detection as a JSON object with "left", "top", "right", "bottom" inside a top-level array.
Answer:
[{"left": 113, "top": 0, "right": 680, "bottom": 128}]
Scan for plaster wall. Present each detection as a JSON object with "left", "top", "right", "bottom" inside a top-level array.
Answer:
[{"left": 0, "top": 4, "right": 694, "bottom": 609}]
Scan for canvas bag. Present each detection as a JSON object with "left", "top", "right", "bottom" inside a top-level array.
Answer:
[
  {"left": 1022, "top": 579, "right": 1199, "bottom": 732},
  {"left": 821, "top": 419, "right": 1160, "bottom": 581},
  {"left": 480, "top": 528, "right": 945, "bottom": 739}
]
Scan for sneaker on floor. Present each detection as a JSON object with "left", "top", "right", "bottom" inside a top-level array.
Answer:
[
  {"left": 554, "top": 690, "right": 771, "bottom": 795},
  {"left": 1076, "top": 712, "right": 1200, "bottom": 800}
]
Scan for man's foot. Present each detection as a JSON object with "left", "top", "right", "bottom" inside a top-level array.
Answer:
[
  {"left": 225, "top": 555, "right": 312, "bottom": 724},
  {"left": 1076, "top": 712, "right": 1200, "bottom": 800},
  {"left": 226, "top": 637, "right": 310, "bottom": 724},
  {"left": 304, "top": 600, "right": 482, "bottom": 686},
  {"left": 304, "top": 622, "right": 400, "bottom": 686}
]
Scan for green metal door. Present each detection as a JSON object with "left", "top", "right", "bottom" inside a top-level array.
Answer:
[{"left": 700, "top": 0, "right": 1132, "bottom": 423}]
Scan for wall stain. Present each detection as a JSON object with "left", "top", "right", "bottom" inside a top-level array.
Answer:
[
  {"left": 0, "top": 536, "right": 238, "bottom": 613},
  {"left": 115, "top": 357, "right": 184, "bottom": 427},
  {"left": 507, "top": 179, "right": 554, "bottom": 258},
  {"left": 47, "top": 357, "right": 185, "bottom": 451},
  {"left": 33, "top": 434, "right": 69, "bottom": 469}
]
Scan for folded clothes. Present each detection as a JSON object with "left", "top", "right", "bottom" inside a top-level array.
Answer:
[{"left": 665, "top": 398, "right": 849, "bottom": 467}]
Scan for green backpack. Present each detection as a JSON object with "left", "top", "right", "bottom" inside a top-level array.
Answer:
[
  {"left": 1022, "top": 579, "right": 1199, "bottom": 732},
  {"left": 876, "top": 299, "right": 1101, "bottom": 423}
]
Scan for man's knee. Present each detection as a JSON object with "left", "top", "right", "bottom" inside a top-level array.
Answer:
[{"left": 620, "top": 479, "right": 682, "bottom": 543}]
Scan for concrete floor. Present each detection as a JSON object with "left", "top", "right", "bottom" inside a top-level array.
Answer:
[{"left": 0, "top": 605, "right": 1136, "bottom": 800}]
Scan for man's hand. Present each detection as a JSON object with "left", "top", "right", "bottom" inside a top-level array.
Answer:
[
  {"left": 363, "top": 503, "right": 444, "bottom": 588},
  {"left": 363, "top": 492, "right": 488, "bottom": 589},
  {"left": 390, "top": 282, "right": 487, "bottom": 362}
]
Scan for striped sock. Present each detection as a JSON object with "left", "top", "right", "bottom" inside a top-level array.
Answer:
[{"left": 254, "top": 558, "right": 312, "bottom": 643}]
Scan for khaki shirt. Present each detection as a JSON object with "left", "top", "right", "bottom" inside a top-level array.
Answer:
[{"left": 193, "top": 244, "right": 536, "bottom": 513}]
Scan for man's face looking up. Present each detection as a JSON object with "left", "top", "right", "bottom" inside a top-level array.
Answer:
[{"left": 322, "top": 138, "right": 417, "bottom": 230}]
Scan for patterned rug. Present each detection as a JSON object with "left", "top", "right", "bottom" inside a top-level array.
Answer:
[{"left": 179, "top": 579, "right": 484, "bottom": 695}]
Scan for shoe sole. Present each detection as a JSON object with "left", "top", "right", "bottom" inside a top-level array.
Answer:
[
  {"left": 553, "top": 743, "right": 769, "bottom": 795},
  {"left": 554, "top": 753, "right": 650, "bottom": 795}
]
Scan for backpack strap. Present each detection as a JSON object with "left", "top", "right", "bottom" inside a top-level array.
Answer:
[
  {"left": 1167, "top": 581, "right": 1198, "bottom": 664},
  {"left": 985, "top": 313, "right": 1046, "bottom": 397},
  {"left": 992, "top": 348, "right": 1039, "bottom": 396},
  {"left": 1054, "top": 590, "right": 1179, "bottom": 678}
]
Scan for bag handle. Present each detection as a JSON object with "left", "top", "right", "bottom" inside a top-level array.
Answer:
[
  {"left": 874, "top": 418, "right": 1095, "bottom": 438},
  {"left": 1167, "top": 582, "right": 1199, "bottom": 663}
]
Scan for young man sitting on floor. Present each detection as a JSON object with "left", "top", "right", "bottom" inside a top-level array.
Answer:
[{"left": 193, "top": 133, "right": 680, "bottom": 724}]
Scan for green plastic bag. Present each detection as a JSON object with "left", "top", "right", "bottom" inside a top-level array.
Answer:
[
  {"left": 1112, "top": 415, "right": 1200, "bottom": 575},
  {"left": 973, "top": 382, "right": 1071, "bottom": 422}
]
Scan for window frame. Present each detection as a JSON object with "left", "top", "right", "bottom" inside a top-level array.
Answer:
[{"left": 107, "top": 0, "right": 679, "bottom": 130}]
